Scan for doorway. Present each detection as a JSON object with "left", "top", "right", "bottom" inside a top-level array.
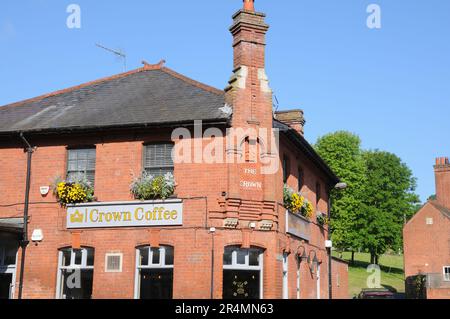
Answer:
[
  {"left": 0, "top": 274, "right": 13, "bottom": 299},
  {"left": 222, "top": 247, "right": 264, "bottom": 299},
  {"left": 0, "top": 236, "right": 18, "bottom": 299}
]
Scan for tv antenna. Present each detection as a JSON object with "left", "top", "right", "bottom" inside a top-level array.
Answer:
[
  {"left": 96, "top": 43, "right": 127, "bottom": 72},
  {"left": 273, "top": 94, "right": 280, "bottom": 113}
]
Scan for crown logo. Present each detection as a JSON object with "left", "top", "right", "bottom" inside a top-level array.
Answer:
[{"left": 70, "top": 210, "right": 84, "bottom": 223}]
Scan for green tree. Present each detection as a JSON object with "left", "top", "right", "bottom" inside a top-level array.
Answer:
[
  {"left": 315, "top": 131, "right": 367, "bottom": 261},
  {"left": 361, "top": 150, "right": 420, "bottom": 264}
]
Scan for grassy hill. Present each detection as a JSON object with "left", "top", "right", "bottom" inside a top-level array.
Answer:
[{"left": 334, "top": 252, "right": 405, "bottom": 298}]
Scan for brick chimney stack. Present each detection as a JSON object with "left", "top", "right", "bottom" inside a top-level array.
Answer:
[
  {"left": 224, "top": 1, "right": 277, "bottom": 204},
  {"left": 275, "top": 110, "right": 306, "bottom": 136},
  {"left": 434, "top": 157, "right": 450, "bottom": 208},
  {"left": 225, "top": 0, "right": 272, "bottom": 129}
]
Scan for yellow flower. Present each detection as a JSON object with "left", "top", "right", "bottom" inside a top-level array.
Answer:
[{"left": 290, "top": 193, "right": 304, "bottom": 213}]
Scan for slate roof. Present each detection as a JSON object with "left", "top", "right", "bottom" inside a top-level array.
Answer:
[{"left": 0, "top": 66, "right": 228, "bottom": 135}]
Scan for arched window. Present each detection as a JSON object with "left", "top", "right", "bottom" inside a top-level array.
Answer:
[
  {"left": 298, "top": 168, "right": 304, "bottom": 191},
  {"left": 135, "top": 246, "right": 174, "bottom": 299},
  {"left": 223, "top": 246, "right": 264, "bottom": 299},
  {"left": 283, "top": 156, "right": 290, "bottom": 183},
  {"left": 316, "top": 182, "right": 322, "bottom": 205},
  {"left": 56, "top": 247, "right": 95, "bottom": 299}
]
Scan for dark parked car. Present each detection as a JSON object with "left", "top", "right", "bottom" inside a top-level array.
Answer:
[{"left": 357, "top": 288, "right": 396, "bottom": 299}]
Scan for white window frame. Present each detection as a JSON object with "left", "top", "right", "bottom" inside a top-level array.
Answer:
[
  {"left": 66, "top": 148, "right": 96, "bottom": 185},
  {"left": 0, "top": 243, "right": 19, "bottom": 299},
  {"left": 296, "top": 258, "right": 301, "bottom": 299},
  {"left": 55, "top": 248, "right": 95, "bottom": 299},
  {"left": 223, "top": 247, "right": 264, "bottom": 299},
  {"left": 444, "top": 266, "right": 450, "bottom": 282},
  {"left": 316, "top": 265, "right": 321, "bottom": 300},
  {"left": 282, "top": 253, "right": 289, "bottom": 299},
  {"left": 143, "top": 144, "right": 175, "bottom": 177},
  {"left": 134, "top": 246, "right": 174, "bottom": 299}
]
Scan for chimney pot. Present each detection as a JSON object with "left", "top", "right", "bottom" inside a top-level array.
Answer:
[{"left": 243, "top": 0, "right": 255, "bottom": 12}]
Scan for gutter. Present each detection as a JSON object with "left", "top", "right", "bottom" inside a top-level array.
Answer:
[
  {"left": 0, "top": 118, "right": 231, "bottom": 139},
  {"left": 17, "top": 132, "right": 36, "bottom": 299}
]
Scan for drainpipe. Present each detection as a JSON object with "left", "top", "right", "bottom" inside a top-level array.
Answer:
[
  {"left": 210, "top": 228, "right": 216, "bottom": 299},
  {"left": 18, "top": 132, "right": 35, "bottom": 299},
  {"left": 327, "top": 193, "right": 333, "bottom": 300}
]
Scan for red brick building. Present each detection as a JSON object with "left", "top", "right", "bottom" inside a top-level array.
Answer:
[
  {"left": 404, "top": 157, "right": 450, "bottom": 299},
  {"left": 0, "top": 1, "right": 348, "bottom": 299}
]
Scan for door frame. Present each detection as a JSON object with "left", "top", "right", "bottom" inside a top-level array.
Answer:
[{"left": 0, "top": 252, "right": 18, "bottom": 299}]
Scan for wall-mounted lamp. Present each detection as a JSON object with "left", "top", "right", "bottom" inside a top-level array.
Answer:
[
  {"left": 307, "top": 250, "right": 319, "bottom": 273},
  {"left": 297, "top": 246, "right": 308, "bottom": 263}
]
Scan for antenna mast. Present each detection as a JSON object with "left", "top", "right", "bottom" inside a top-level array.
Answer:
[{"left": 96, "top": 43, "right": 127, "bottom": 72}]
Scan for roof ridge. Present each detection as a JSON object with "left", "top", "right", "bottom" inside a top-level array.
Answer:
[
  {"left": 161, "top": 67, "right": 224, "bottom": 96},
  {"left": 1, "top": 64, "right": 224, "bottom": 110},
  {"left": 0, "top": 65, "right": 160, "bottom": 110}
]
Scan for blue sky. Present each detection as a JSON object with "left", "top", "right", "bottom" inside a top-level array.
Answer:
[{"left": 1, "top": 0, "right": 449, "bottom": 202}]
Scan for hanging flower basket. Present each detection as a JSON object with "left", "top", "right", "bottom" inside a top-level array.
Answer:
[
  {"left": 283, "top": 185, "right": 314, "bottom": 219},
  {"left": 316, "top": 212, "right": 329, "bottom": 227},
  {"left": 52, "top": 174, "right": 95, "bottom": 207},
  {"left": 131, "top": 172, "right": 175, "bottom": 201}
]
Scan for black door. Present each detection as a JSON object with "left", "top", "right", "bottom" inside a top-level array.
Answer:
[
  {"left": 0, "top": 274, "right": 12, "bottom": 299},
  {"left": 140, "top": 269, "right": 173, "bottom": 299},
  {"left": 223, "top": 270, "right": 260, "bottom": 299}
]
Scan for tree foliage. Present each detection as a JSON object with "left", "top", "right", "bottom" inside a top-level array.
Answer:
[
  {"left": 361, "top": 150, "right": 420, "bottom": 262},
  {"left": 315, "top": 132, "right": 420, "bottom": 264},
  {"left": 315, "top": 131, "right": 366, "bottom": 252}
]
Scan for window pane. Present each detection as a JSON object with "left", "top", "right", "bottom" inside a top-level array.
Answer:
[
  {"left": 67, "top": 149, "right": 96, "bottom": 185},
  {"left": 146, "top": 167, "right": 174, "bottom": 177},
  {"left": 74, "top": 250, "right": 82, "bottom": 265},
  {"left": 140, "top": 248, "right": 149, "bottom": 266},
  {"left": 4, "top": 242, "right": 18, "bottom": 266},
  {"left": 249, "top": 250, "right": 260, "bottom": 266},
  {"left": 165, "top": 247, "right": 174, "bottom": 266},
  {"left": 151, "top": 248, "right": 161, "bottom": 265},
  {"left": 223, "top": 249, "right": 233, "bottom": 266},
  {"left": 236, "top": 250, "right": 246, "bottom": 265},
  {"left": 144, "top": 144, "right": 174, "bottom": 177},
  {"left": 86, "top": 249, "right": 95, "bottom": 267},
  {"left": 62, "top": 250, "right": 71, "bottom": 267}
]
